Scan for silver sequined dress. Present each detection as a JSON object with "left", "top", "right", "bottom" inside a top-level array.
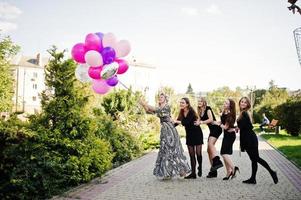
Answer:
[{"left": 152, "top": 104, "right": 190, "bottom": 178}]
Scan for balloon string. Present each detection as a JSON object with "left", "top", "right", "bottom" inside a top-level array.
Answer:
[{"left": 118, "top": 80, "right": 130, "bottom": 90}]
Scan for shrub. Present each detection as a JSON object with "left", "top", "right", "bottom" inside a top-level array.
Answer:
[
  {"left": 93, "top": 114, "right": 142, "bottom": 167},
  {"left": 275, "top": 96, "right": 301, "bottom": 136}
]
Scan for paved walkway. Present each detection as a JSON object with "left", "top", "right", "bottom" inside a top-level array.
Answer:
[{"left": 53, "top": 130, "right": 301, "bottom": 200}]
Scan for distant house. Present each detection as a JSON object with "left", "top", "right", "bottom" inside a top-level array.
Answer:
[
  {"left": 10, "top": 53, "right": 48, "bottom": 114},
  {"left": 9, "top": 54, "right": 158, "bottom": 114}
]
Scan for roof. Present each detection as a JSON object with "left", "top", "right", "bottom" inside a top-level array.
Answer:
[{"left": 10, "top": 54, "right": 49, "bottom": 69}]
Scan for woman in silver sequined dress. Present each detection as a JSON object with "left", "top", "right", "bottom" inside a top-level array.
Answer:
[{"left": 140, "top": 93, "right": 190, "bottom": 179}]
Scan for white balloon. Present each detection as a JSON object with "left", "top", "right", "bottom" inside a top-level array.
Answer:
[
  {"left": 75, "top": 64, "right": 92, "bottom": 83},
  {"left": 115, "top": 40, "right": 131, "bottom": 57},
  {"left": 101, "top": 62, "right": 119, "bottom": 80},
  {"left": 84, "top": 50, "right": 103, "bottom": 67},
  {"left": 102, "top": 32, "right": 117, "bottom": 48}
]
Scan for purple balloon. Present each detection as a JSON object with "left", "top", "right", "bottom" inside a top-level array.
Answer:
[
  {"left": 106, "top": 75, "right": 119, "bottom": 86},
  {"left": 101, "top": 47, "right": 116, "bottom": 64},
  {"left": 95, "top": 32, "right": 104, "bottom": 52},
  {"left": 95, "top": 32, "right": 104, "bottom": 40}
]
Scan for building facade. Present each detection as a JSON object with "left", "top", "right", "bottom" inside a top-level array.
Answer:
[
  {"left": 11, "top": 54, "right": 47, "bottom": 114},
  {"left": 10, "top": 54, "right": 158, "bottom": 114}
]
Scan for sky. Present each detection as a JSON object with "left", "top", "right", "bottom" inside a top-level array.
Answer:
[{"left": 1, "top": 0, "right": 301, "bottom": 93}]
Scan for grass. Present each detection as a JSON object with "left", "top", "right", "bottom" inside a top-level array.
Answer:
[{"left": 260, "top": 128, "right": 301, "bottom": 169}]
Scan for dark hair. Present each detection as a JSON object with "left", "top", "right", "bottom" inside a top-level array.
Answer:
[
  {"left": 177, "top": 97, "right": 198, "bottom": 121},
  {"left": 224, "top": 98, "right": 236, "bottom": 127}
]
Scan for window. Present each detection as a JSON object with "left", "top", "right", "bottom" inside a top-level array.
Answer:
[
  {"left": 33, "top": 72, "right": 38, "bottom": 78},
  {"left": 33, "top": 84, "right": 37, "bottom": 89},
  {"left": 32, "top": 96, "right": 37, "bottom": 101}
]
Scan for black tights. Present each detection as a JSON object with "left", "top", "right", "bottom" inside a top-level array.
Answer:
[
  {"left": 187, "top": 145, "right": 202, "bottom": 174},
  {"left": 246, "top": 148, "right": 273, "bottom": 180}
]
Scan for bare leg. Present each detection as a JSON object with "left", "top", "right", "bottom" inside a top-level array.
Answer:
[
  {"left": 222, "top": 154, "right": 234, "bottom": 176},
  {"left": 208, "top": 136, "right": 218, "bottom": 164}
]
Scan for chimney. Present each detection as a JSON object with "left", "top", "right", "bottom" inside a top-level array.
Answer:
[{"left": 36, "top": 53, "right": 42, "bottom": 66}]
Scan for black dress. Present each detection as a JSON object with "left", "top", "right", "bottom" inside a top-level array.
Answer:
[
  {"left": 200, "top": 106, "right": 222, "bottom": 139},
  {"left": 220, "top": 113, "right": 236, "bottom": 155},
  {"left": 237, "top": 111, "right": 258, "bottom": 152},
  {"left": 181, "top": 109, "right": 204, "bottom": 146}
]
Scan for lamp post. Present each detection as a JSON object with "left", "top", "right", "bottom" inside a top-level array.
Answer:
[
  {"left": 246, "top": 86, "right": 256, "bottom": 117},
  {"left": 293, "top": 27, "right": 301, "bottom": 66}
]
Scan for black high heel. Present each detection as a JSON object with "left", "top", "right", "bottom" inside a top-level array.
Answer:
[
  {"left": 232, "top": 166, "right": 240, "bottom": 179},
  {"left": 222, "top": 172, "right": 233, "bottom": 180},
  {"left": 184, "top": 173, "right": 196, "bottom": 179},
  {"left": 242, "top": 178, "right": 256, "bottom": 184}
]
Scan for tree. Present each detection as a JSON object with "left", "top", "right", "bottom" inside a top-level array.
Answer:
[
  {"left": 253, "top": 89, "right": 267, "bottom": 107},
  {"left": 19, "top": 47, "right": 113, "bottom": 198},
  {"left": 101, "top": 88, "right": 141, "bottom": 120},
  {"left": 254, "top": 82, "right": 289, "bottom": 121},
  {"left": 186, "top": 83, "right": 194, "bottom": 95},
  {"left": 206, "top": 87, "right": 243, "bottom": 115},
  {"left": 0, "top": 35, "right": 20, "bottom": 112}
]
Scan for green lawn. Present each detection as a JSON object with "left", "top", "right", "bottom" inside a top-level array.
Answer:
[{"left": 260, "top": 131, "right": 301, "bottom": 169}]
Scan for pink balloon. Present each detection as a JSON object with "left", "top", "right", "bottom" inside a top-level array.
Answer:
[
  {"left": 71, "top": 43, "right": 86, "bottom": 63},
  {"left": 88, "top": 66, "right": 102, "bottom": 79},
  {"left": 116, "top": 59, "right": 129, "bottom": 74},
  {"left": 102, "top": 33, "right": 117, "bottom": 48},
  {"left": 92, "top": 79, "right": 111, "bottom": 94},
  {"left": 115, "top": 40, "right": 131, "bottom": 57},
  {"left": 85, "top": 33, "right": 102, "bottom": 52},
  {"left": 85, "top": 50, "right": 103, "bottom": 67}
]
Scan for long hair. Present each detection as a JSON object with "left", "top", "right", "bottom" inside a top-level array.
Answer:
[
  {"left": 224, "top": 98, "right": 236, "bottom": 127},
  {"left": 238, "top": 96, "right": 252, "bottom": 122},
  {"left": 197, "top": 97, "right": 207, "bottom": 117},
  {"left": 177, "top": 97, "right": 198, "bottom": 121}
]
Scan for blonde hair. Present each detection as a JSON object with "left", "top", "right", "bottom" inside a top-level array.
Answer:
[
  {"left": 197, "top": 97, "right": 207, "bottom": 116},
  {"left": 238, "top": 96, "right": 253, "bottom": 122},
  {"left": 158, "top": 93, "right": 169, "bottom": 106}
]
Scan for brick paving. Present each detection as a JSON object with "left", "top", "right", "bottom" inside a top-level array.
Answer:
[{"left": 53, "top": 130, "right": 301, "bottom": 200}]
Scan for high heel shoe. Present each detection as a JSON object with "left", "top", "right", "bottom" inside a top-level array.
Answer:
[
  {"left": 242, "top": 178, "right": 256, "bottom": 184},
  {"left": 222, "top": 172, "right": 233, "bottom": 180},
  {"left": 206, "top": 170, "right": 217, "bottom": 178},
  {"left": 231, "top": 166, "right": 240, "bottom": 179},
  {"left": 184, "top": 173, "right": 196, "bottom": 179}
]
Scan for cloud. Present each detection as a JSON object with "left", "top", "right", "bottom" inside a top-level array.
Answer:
[
  {"left": 0, "top": 21, "right": 18, "bottom": 33},
  {"left": 0, "top": 2, "right": 22, "bottom": 33},
  {"left": 0, "top": 2, "right": 22, "bottom": 20},
  {"left": 206, "top": 4, "right": 222, "bottom": 15},
  {"left": 181, "top": 7, "right": 200, "bottom": 16}
]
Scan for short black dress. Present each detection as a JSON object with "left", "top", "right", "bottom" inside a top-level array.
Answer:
[
  {"left": 220, "top": 113, "right": 236, "bottom": 155},
  {"left": 237, "top": 111, "right": 258, "bottom": 152},
  {"left": 181, "top": 109, "right": 204, "bottom": 146},
  {"left": 200, "top": 106, "right": 222, "bottom": 139}
]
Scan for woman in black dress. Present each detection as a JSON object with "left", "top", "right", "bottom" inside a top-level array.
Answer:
[
  {"left": 194, "top": 97, "right": 223, "bottom": 178},
  {"left": 174, "top": 97, "right": 204, "bottom": 179},
  {"left": 213, "top": 98, "right": 239, "bottom": 180},
  {"left": 237, "top": 97, "right": 278, "bottom": 184}
]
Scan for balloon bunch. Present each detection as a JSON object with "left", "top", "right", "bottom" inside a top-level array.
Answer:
[{"left": 71, "top": 32, "right": 130, "bottom": 94}]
